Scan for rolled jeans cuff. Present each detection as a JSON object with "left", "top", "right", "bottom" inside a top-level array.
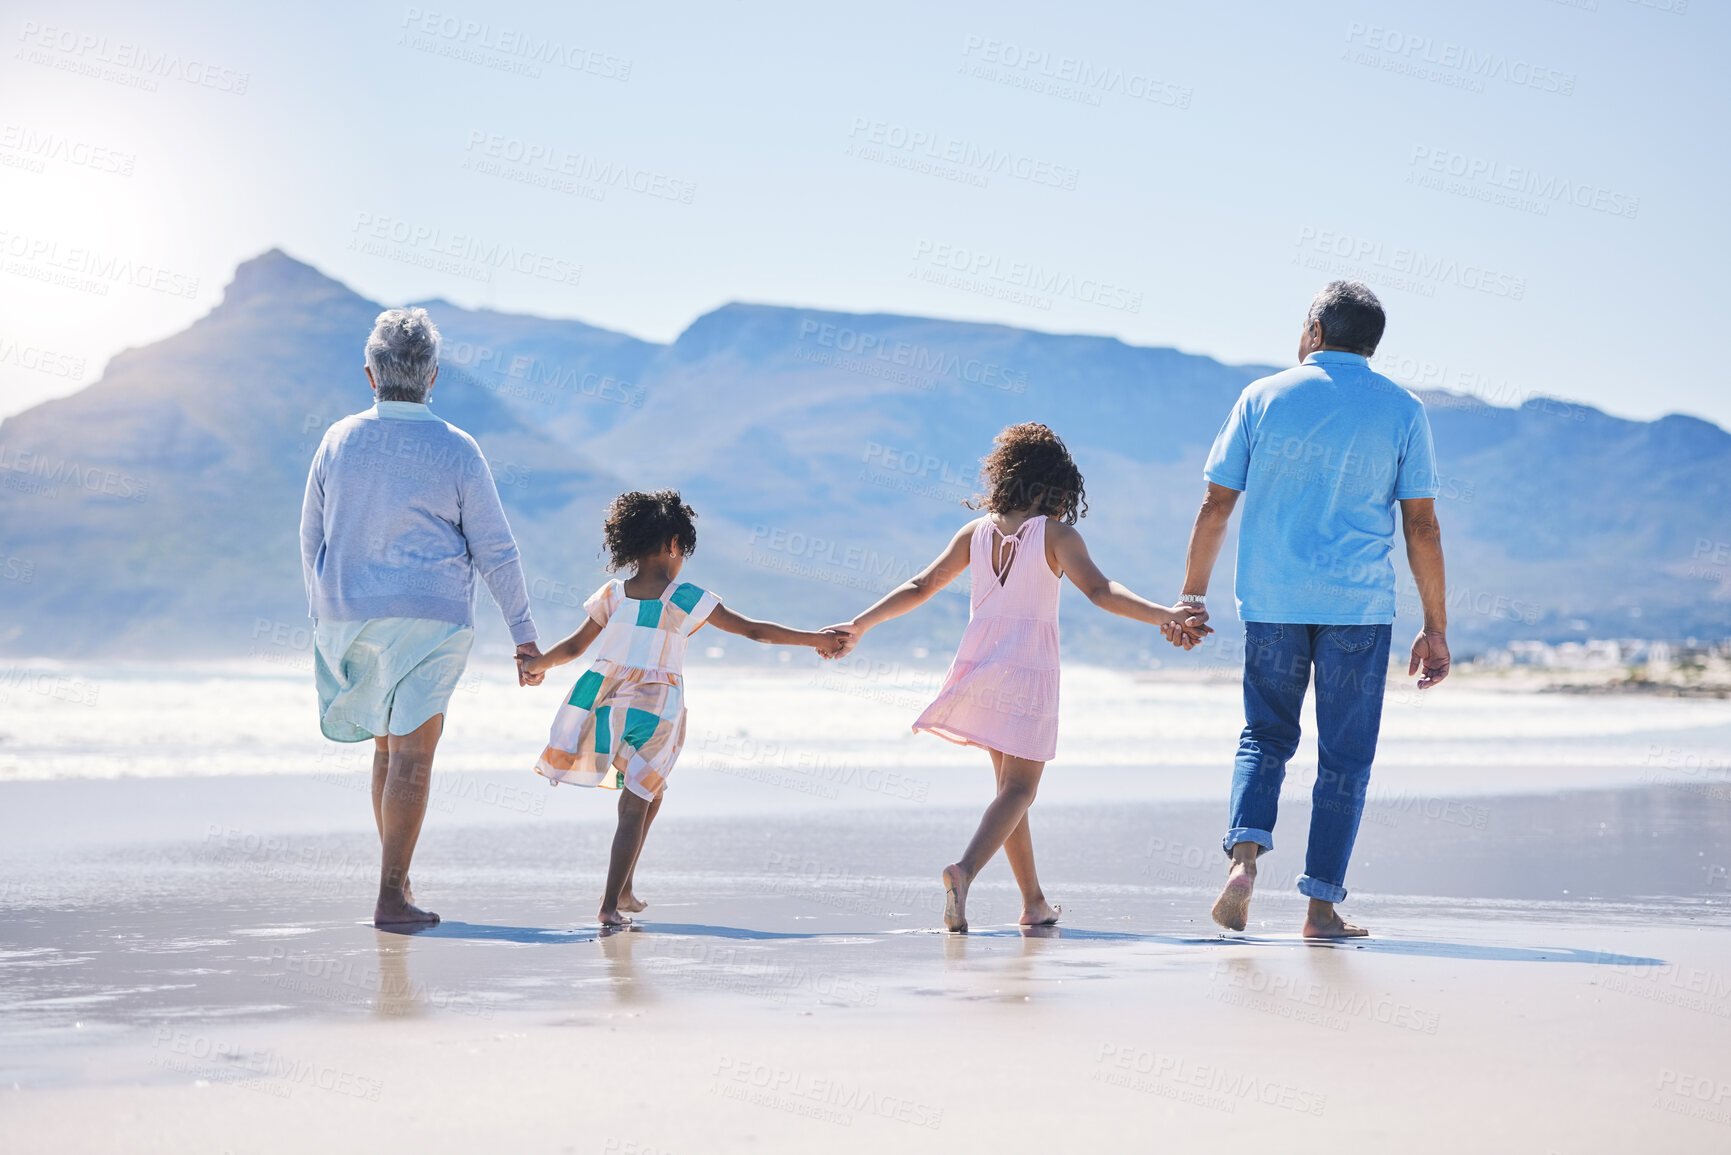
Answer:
[
  {"left": 1222, "top": 827, "right": 1273, "bottom": 857},
  {"left": 1297, "top": 874, "right": 1347, "bottom": 903}
]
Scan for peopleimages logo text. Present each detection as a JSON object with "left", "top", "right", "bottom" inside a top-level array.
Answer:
[
  {"left": 911, "top": 240, "right": 1143, "bottom": 313},
  {"left": 0, "top": 445, "right": 150, "bottom": 501},
  {"left": 798, "top": 319, "right": 1029, "bottom": 393},
  {"left": 0, "top": 230, "right": 200, "bottom": 299},
  {"left": 1343, "top": 23, "right": 1575, "bottom": 95},
  {"left": 351, "top": 213, "right": 582, "bottom": 286},
  {"left": 0, "top": 124, "right": 135, "bottom": 175},
  {"left": 463, "top": 131, "right": 695, "bottom": 204},
  {"left": 958, "top": 36, "right": 1193, "bottom": 109},
  {"left": 1408, "top": 146, "right": 1638, "bottom": 219},
  {"left": 846, "top": 117, "right": 1078, "bottom": 190},
  {"left": 16, "top": 20, "right": 251, "bottom": 94},
  {"left": 400, "top": 8, "right": 631, "bottom": 79},
  {"left": 1293, "top": 227, "right": 1526, "bottom": 300}
]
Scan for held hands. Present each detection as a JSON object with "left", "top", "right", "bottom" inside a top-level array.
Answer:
[
  {"left": 819, "top": 623, "right": 862, "bottom": 659},
  {"left": 1159, "top": 602, "right": 1213, "bottom": 650},
  {"left": 514, "top": 642, "right": 546, "bottom": 686},
  {"left": 1409, "top": 631, "right": 1451, "bottom": 689}
]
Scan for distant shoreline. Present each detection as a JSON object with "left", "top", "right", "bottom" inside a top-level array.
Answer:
[{"left": 1542, "top": 679, "right": 1731, "bottom": 700}]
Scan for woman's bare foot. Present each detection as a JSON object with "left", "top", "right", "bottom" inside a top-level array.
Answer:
[
  {"left": 1211, "top": 862, "right": 1256, "bottom": 932},
  {"left": 1302, "top": 900, "right": 1368, "bottom": 939},
  {"left": 941, "top": 864, "right": 970, "bottom": 932},
  {"left": 374, "top": 891, "right": 439, "bottom": 928},
  {"left": 617, "top": 892, "right": 647, "bottom": 914},
  {"left": 1019, "top": 898, "right": 1060, "bottom": 926}
]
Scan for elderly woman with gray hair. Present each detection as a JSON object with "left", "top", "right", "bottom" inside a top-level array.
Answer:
[{"left": 300, "top": 307, "right": 543, "bottom": 927}]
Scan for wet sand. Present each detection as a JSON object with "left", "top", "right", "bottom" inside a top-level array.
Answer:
[{"left": 3, "top": 779, "right": 1730, "bottom": 1152}]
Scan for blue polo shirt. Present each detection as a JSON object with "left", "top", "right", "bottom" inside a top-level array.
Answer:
[{"left": 1204, "top": 351, "right": 1439, "bottom": 625}]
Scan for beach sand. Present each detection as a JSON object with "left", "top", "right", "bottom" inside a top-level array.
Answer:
[{"left": 4, "top": 769, "right": 1730, "bottom": 1152}]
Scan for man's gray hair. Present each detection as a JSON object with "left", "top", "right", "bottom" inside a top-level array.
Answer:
[
  {"left": 1306, "top": 281, "right": 1386, "bottom": 357},
  {"left": 365, "top": 307, "right": 441, "bottom": 402}
]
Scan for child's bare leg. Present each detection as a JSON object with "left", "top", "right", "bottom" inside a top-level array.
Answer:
[
  {"left": 617, "top": 792, "right": 662, "bottom": 913},
  {"left": 943, "top": 753, "right": 1045, "bottom": 931},
  {"left": 1002, "top": 814, "right": 1059, "bottom": 925},
  {"left": 600, "top": 789, "right": 653, "bottom": 926},
  {"left": 989, "top": 753, "right": 1058, "bottom": 926}
]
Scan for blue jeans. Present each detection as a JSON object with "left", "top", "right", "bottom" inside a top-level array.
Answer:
[{"left": 1223, "top": 622, "right": 1392, "bottom": 903}]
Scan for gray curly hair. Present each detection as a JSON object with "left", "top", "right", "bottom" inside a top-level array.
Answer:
[
  {"left": 1306, "top": 281, "right": 1386, "bottom": 357},
  {"left": 365, "top": 307, "right": 441, "bottom": 402}
]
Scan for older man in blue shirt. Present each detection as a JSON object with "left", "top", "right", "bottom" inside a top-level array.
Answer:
[{"left": 1169, "top": 281, "right": 1451, "bottom": 939}]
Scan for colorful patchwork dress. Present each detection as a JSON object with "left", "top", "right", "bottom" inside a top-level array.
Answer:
[{"left": 534, "top": 579, "right": 720, "bottom": 800}]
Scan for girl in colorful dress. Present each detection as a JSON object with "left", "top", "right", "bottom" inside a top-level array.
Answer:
[
  {"left": 828, "top": 424, "right": 1210, "bottom": 931},
  {"left": 520, "top": 490, "right": 845, "bottom": 926}
]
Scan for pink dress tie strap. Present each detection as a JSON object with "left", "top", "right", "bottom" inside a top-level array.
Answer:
[{"left": 913, "top": 516, "right": 1062, "bottom": 762}]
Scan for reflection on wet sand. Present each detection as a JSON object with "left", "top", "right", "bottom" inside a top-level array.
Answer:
[
  {"left": 1000, "top": 922, "right": 1061, "bottom": 1001},
  {"left": 932, "top": 921, "right": 1067, "bottom": 1003},
  {"left": 372, "top": 929, "right": 425, "bottom": 1019},
  {"left": 598, "top": 923, "right": 654, "bottom": 1006}
]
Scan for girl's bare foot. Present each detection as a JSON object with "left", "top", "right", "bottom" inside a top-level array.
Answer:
[
  {"left": 617, "top": 892, "right": 647, "bottom": 914},
  {"left": 1019, "top": 899, "right": 1060, "bottom": 926},
  {"left": 941, "top": 864, "right": 970, "bottom": 932},
  {"left": 374, "top": 892, "right": 439, "bottom": 927},
  {"left": 1211, "top": 862, "right": 1256, "bottom": 932},
  {"left": 1302, "top": 901, "right": 1368, "bottom": 939}
]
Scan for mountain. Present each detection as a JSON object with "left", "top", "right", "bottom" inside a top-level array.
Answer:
[
  {"left": 0, "top": 250, "right": 617, "bottom": 657},
  {"left": 1415, "top": 396, "right": 1731, "bottom": 644},
  {"left": 1, "top": 249, "right": 1726, "bottom": 662}
]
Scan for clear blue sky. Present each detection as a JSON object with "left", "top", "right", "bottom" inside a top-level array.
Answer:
[{"left": 1, "top": 0, "right": 1724, "bottom": 425}]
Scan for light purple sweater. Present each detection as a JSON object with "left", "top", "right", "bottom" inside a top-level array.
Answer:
[{"left": 299, "top": 401, "right": 538, "bottom": 645}]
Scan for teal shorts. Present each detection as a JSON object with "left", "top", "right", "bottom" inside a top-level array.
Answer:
[{"left": 314, "top": 617, "right": 475, "bottom": 742}]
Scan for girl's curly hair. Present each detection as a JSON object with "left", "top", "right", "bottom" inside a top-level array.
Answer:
[
  {"left": 970, "top": 423, "right": 1087, "bottom": 525},
  {"left": 602, "top": 489, "right": 698, "bottom": 571}
]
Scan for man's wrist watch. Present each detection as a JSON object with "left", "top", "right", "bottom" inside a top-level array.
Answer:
[{"left": 1178, "top": 594, "right": 1207, "bottom": 606}]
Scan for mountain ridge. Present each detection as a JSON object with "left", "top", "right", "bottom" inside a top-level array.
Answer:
[{"left": 1, "top": 249, "right": 1725, "bottom": 660}]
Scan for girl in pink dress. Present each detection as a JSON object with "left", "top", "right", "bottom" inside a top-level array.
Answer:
[{"left": 831, "top": 424, "right": 1209, "bottom": 930}]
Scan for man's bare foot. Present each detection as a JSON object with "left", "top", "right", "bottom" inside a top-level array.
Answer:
[
  {"left": 617, "top": 892, "right": 647, "bottom": 914},
  {"left": 941, "top": 863, "right": 970, "bottom": 932},
  {"left": 1211, "top": 862, "right": 1256, "bottom": 932},
  {"left": 1302, "top": 901, "right": 1368, "bottom": 939},
  {"left": 598, "top": 907, "right": 628, "bottom": 927},
  {"left": 374, "top": 893, "right": 439, "bottom": 927},
  {"left": 1019, "top": 898, "right": 1060, "bottom": 926}
]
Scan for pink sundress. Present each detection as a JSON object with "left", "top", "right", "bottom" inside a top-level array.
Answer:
[{"left": 912, "top": 516, "right": 1061, "bottom": 762}]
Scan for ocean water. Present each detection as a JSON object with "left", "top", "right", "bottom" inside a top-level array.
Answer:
[{"left": 1, "top": 659, "right": 1728, "bottom": 804}]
